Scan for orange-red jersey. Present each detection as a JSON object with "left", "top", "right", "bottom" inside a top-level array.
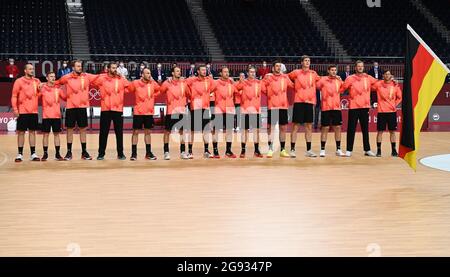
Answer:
[
  {"left": 211, "top": 78, "right": 238, "bottom": 114},
  {"left": 235, "top": 78, "right": 266, "bottom": 114},
  {"left": 341, "top": 73, "right": 378, "bottom": 109},
  {"left": 185, "top": 76, "right": 216, "bottom": 110},
  {"left": 288, "top": 69, "right": 321, "bottom": 104},
  {"left": 262, "top": 73, "right": 293, "bottom": 109},
  {"left": 56, "top": 72, "right": 99, "bottom": 109},
  {"left": 40, "top": 84, "right": 66, "bottom": 118},
  {"left": 316, "top": 76, "right": 343, "bottom": 111},
  {"left": 159, "top": 79, "right": 190, "bottom": 115},
  {"left": 11, "top": 76, "right": 41, "bottom": 114},
  {"left": 92, "top": 74, "right": 130, "bottom": 112},
  {"left": 127, "top": 79, "right": 161, "bottom": 115},
  {"left": 372, "top": 80, "right": 402, "bottom": 113}
]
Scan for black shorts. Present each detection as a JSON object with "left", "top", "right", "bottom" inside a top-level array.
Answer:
[
  {"left": 292, "top": 102, "right": 314, "bottom": 124},
  {"left": 133, "top": 115, "right": 154, "bottom": 130},
  {"left": 377, "top": 112, "right": 397, "bottom": 131},
  {"left": 65, "top": 108, "right": 88, "bottom": 128},
  {"left": 321, "top": 110, "right": 342, "bottom": 127},
  {"left": 190, "top": 108, "right": 211, "bottom": 131},
  {"left": 42, "top": 118, "right": 62, "bottom": 133},
  {"left": 16, "top": 113, "right": 38, "bottom": 131},
  {"left": 165, "top": 113, "right": 185, "bottom": 131},
  {"left": 241, "top": 114, "right": 261, "bottom": 130},
  {"left": 212, "top": 113, "right": 235, "bottom": 130},
  {"left": 268, "top": 109, "right": 288, "bottom": 125}
]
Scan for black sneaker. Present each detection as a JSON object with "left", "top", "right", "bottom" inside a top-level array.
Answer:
[
  {"left": 41, "top": 152, "right": 48, "bottom": 161},
  {"left": 81, "top": 151, "right": 92, "bottom": 160},
  {"left": 391, "top": 150, "right": 398, "bottom": 157},
  {"left": 130, "top": 153, "right": 137, "bottom": 161},
  {"left": 117, "top": 154, "right": 126, "bottom": 160},
  {"left": 55, "top": 153, "right": 64, "bottom": 161},
  {"left": 64, "top": 151, "right": 73, "bottom": 161},
  {"left": 96, "top": 155, "right": 105, "bottom": 160},
  {"left": 376, "top": 149, "right": 382, "bottom": 157},
  {"left": 145, "top": 152, "right": 157, "bottom": 160}
]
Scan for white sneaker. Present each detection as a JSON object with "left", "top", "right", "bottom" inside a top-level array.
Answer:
[
  {"left": 266, "top": 149, "right": 273, "bottom": 158},
  {"left": 30, "top": 153, "right": 40, "bottom": 161},
  {"left": 203, "top": 151, "right": 213, "bottom": 159},
  {"left": 335, "top": 149, "right": 343, "bottom": 156},
  {"left": 289, "top": 149, "right": 296, "bottom": 158},
  {"left": 180, "top": 152, "right": 189, "bottom": 160},
  {"left": 187, "top": 153, "right": 194, "bottom": 159},
  {"left": 343, "top": 151, "right": 352, "bottom": 157},
  {"left": 364, "top": 150, "right": 376, "bottom": 157},
  {"left": 164, "top": 152, "right": 170, "bottom": 160},
  {"left": 15, "top": 154, "right": 23, "bottom": 162},
  {"left": 305, "top": 150, "right": 317, "bottom": 157},
  {"left": 319, "top": 150, "right": 326, "bottom": 157}
]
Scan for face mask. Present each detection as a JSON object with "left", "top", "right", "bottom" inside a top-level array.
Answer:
[
  {"left": 120, "top": 64, "right": 124, "bottom": 67},
  {"left": 9, "top": 62, "right": 14, "bottom": 65},
  {"left": 191, "top": 65, "right": 195, "bottom": 68},
  {"left": 263, "top": 63, "right": 267, "bottom": 67},
  {"left": 157, "top": 65, "right": 162, "bottom": 69},
  {"left": 63, "top": 64, "right": 67, "bottom": 68},
  {"left": 140, "top": 65, "right": 145, "bottom": 69}
]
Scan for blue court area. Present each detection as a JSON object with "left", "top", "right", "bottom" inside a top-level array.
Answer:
[{"left": 420, "top": 154, "right": 450, "bottom": 172}]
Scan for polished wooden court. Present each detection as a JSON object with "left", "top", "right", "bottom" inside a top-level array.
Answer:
[{"left": 0, "top": 131, "right": 449, "bottom": 256}]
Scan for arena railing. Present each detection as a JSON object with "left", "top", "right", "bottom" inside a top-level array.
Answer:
[{"left": 0, "top": 53, "right": 408, "bottom": 79}]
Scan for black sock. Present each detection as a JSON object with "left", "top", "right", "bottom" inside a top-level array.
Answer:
[
  {"left": 132, "top": 144, "right": 137, "bottom": 155},
  {"left": 241, "top": 143, "right": 246, "bottom": 153},
  {"left": 280, "top": 141, "right": 285, "bottom": 150},
  {"left": 180, "top": 143, "right": 185, "bottom": 153},
  {"left": 146, "top": 144, "right": 152, "bottom": 154},
  {"left": 306, "top": 142, "right": 311, "bottom": 151},
  {"left": 67, "top": 143, "right": 72, "bottom": 152},
  {"left": 30, "top": 146, "right": 35, "bottom": 154},
  {"left": 55, "top": 146, "right": 60, "bottom": 155},
  {"left": 291, "top": 142, "right": 295, "bottom": 151},
  {"left": 81, "top": 143, "right": 86, "bottom": 152},
  {"left": 336, "top": 141, "right": 341, "bottom": 150},
  {"left": 163, "top": 143, "right": 169, "bottom": 153},
  {"left": 204, "top": 143, "right": 209, "bottom": 152},
  {"left": 18, "top": 147, "right": 23, "bottom": 155},
  {"left": 254, "top": 143, "right": 260, "bottom": 152},
  {"left": 377, "top": 142, "right": 381, "bottom": 150},
  {"left": 268, "top": 141, "right": 273, "bottom": 150},
  {"left": 213, "top": 142, "right": 218, "bottom": 151},
  {"left": 321, "top": 141, "right": 326, "bottom": 150},
  {"left": 391, "top": 142, "right": 396, "bottom": 152},
  {"left": 188, "top": 144, "right": 193, "bottom": 153},
  {"left": 226, "top": 142, "right": 232, "bottom": 152},
  {"left": 43, "top": 146, "right": 48, "bottom": 153}
]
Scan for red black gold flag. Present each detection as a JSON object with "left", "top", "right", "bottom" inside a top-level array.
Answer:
[{"left": 399, "top": 24, "right": 450, "bottom": 170}]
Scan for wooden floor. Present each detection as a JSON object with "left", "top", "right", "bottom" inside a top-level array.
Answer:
[{"left": 0, "top": 131, "right": 449, "bottom": 257}]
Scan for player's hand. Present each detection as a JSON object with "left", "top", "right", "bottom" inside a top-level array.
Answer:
[
  {"left": 239, "top": 75, "right": 245, "bottom": 82},
  {"left": 13, "top": 111, "right": 19, "bottom": 117},
  {"left": 336, "top": 76, "right": 342, "bottom": 81}
]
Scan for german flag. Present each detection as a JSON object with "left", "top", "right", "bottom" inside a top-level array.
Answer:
[{"left": 399, "top": 25, "right": 450, "bottom": 170}]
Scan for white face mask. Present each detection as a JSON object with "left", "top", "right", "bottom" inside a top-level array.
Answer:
[
  {"left": 206, "top": 65, "right": 211, "bottom": 68},
  {"left": 157, "top": 65, "right": 162, "bottom": 69},
  {"left": 63, "top": 64, "right": 67, "bottom": 68},
  {"left": 120, "top": 64, "right": 124, "bottom": 67},
  {"left": 263, "top": 63, "right": 267, "bottom": 67},
  {"left": 140, "top": 65, "right": 145, "bottom": 69},
  {"left": 191, "top": 65, "right": 195, "bottom": 68},
  {"left": 9, "top": 61, "right": 14, "bottom": 65}
]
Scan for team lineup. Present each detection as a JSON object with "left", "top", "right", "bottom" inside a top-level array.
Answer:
[{"left": 10, "top": 56, "right": 402, "bottom": 162}]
